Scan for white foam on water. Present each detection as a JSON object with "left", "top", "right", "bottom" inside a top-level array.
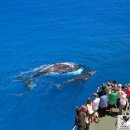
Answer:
[
  {"left": 20, "top": 65, "right": 46, "bottom": 75},
  {"left": 66, "top": 67, "right": 84, "bottom": 75},
  {"left": 28, "top": 82, "right": 36, "bottom": 90},
  {"left": 30, "top": 65, "right": 46, "bottom": 72},
  {"left": 42, "top": 64, "right": 54, "bottom": 70},
  {"left": 54, "top": 84, "right": 63, "bottom": 90}
]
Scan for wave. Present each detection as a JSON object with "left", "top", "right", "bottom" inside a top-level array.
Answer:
[{"left": 20, "top": 65, "right": 47, "bottom": 75}]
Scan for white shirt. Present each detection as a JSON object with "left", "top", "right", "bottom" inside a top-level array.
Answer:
[
  {"left": 87, "top": 104, "right": 94, "bottom": 114},
  {"left": 92, "top": 98, "right": 100, "bottom": 111},
  {"left": 120, "top": 95, "right": 127, "bottom": 106}
]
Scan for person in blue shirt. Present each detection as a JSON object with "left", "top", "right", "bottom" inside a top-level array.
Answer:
[{"left": 99, "top": 92, "right": 108, "bottom": 117}]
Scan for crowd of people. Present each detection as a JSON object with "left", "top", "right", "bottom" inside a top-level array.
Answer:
[{"left": 73, "top": 81, "right": 130, "bottom": 130}]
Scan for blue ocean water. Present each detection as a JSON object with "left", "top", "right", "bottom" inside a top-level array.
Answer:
[{"left": 0, "top": 0, "right": 130, "bottom": 129}]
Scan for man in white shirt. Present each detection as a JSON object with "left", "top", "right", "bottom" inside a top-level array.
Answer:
[{"left": 92, "top": 93, "right": 100, "bottom": 122}]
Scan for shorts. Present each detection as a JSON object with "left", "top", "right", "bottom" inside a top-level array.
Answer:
[{"left": 109, "top": 104, "right": 116, "bottom": 108}]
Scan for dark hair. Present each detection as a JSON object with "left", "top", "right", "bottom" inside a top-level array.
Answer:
[
  {"left": 113, "top": 80, "right": 118, "bottom": 84},
  {"left": 102, "top": 86, "right": 106, "bottom": 90},
  {"left": 122, "top": 86, "right": 125, "bottom": 88}
]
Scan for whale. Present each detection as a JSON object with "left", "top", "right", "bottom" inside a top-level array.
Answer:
[
  {"left": 55, "top": 70, "right": 96, "bottom": 90},
  {"left": 17, "top": 62, "right": 96, "bottom": 90},
  {"left": 67, "top": 71, "right": 96, "bottom": 83},
  {"left": 31, "top": 62, "right": 81, "bottom": 79}
]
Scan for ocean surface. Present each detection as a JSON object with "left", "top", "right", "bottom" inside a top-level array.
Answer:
[{"left": 0, "top": 0, "right": 130, "bottom": 130}]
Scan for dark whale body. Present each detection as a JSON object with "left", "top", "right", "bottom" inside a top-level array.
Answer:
[
  {"left": 31, "top": 62, "right": 81, "bottom": 78},
  {"left": 18, "top": 62, "right": 96, "bottom": 89},
  {"left": 67, "top": 71, "right": 96, "bottom": 82}
]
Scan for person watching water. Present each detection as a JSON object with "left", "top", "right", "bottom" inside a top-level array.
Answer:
[{"left": 92, "top": 93, "right": 100, "bottom": 123}]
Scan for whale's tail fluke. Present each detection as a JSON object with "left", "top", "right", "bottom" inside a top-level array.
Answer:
[
  {"left": 17, "top": 76, "right": 35, "bottom": 90},
  {"left": 89, "top": 70, "right": 96, "bottom": 76},
  {"left": 17, "top": 76, "right": 32, "bottom": 84}
]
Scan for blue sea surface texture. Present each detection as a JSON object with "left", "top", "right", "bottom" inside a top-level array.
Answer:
[{"left": 0, "top": 0, "right": 130, "bottom": 130}]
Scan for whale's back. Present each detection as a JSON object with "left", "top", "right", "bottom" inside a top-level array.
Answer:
[{"left": 42, "top": 62, "right": 80, "bottom": 73}]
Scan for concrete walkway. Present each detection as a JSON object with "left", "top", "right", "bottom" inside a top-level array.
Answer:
[{"left": 90, "top": 108, "right": 118, "bottom": 130}]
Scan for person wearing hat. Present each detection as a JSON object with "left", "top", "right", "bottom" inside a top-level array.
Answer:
[
  {"left": 92, "top": 93, "right": 100, "bottom": 123},
  {"left": 119, "top": 91, "right": 128, "bottom": 115},
  {"left": 118, "top": 84, "right": 124, "bottom": 96}
]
